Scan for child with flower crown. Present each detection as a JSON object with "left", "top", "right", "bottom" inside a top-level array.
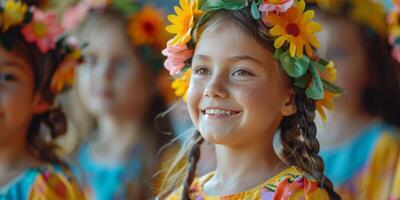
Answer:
[
  {"left": 159, "top": 0, "right": 345, "bottom": 199},
  {"left": 0, "top": 0, "right": 85, "bottom": 199},
  {"left": 304, "top": 0, "right": 400, "bottom": 199},
  {"left": 62, "top": 0, "right": 172, "bottom": 199}
]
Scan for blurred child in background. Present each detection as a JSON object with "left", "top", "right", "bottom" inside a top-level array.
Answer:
[
  {"left": 308, "top": 0, "right": 400, "bottom": 199},
  {"left": 62, "top": 0, "right": 171, "bottom": 199},
  {"left": 0, "top": 0, "right": 85, "bottom": 199}
]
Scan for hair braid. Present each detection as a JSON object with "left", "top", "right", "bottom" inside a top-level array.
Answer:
[
  {"left": 181, "top": 131, "right": 204, "bottom": 200},
  {"left": 280, "top": 88, "right": 341, "bottom": 200}
]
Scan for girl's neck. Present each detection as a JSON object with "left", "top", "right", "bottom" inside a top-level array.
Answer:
[
  {"left": 90, "top": 115, "right": 144, "bottom": 163},
  {"left": 0, "top": 135, "right": 39, "bottom": 187},
  {"left": 204, "top": 139, "right": 286, "bottom": 196},
  {"left": 317, "top": 110, "right": 379, "bottom": 149}
]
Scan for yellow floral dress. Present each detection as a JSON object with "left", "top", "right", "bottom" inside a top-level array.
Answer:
[
  {"left": 166, "top": 166, "right": 330, "bottom": 200},
  {"left": 0, "top": 165, "right": 85, "bottom": 200}
]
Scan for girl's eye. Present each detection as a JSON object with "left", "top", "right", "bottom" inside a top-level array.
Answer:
[
  {"left": 194, "top": 66, "right": 210, "bottom": 75},
  {"left": 0, "top": 73, "right": 16, "bottom": 82},
  {"left": 232, "top": 69, "right": 253, "bottom": 77}
]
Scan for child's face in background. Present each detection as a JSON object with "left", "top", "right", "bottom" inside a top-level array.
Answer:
[
  {"left": 317, "top": 17, "right": 368, "bottom": 112},
  {"left": 187, "top": 21, "right": 296, "bottom": 147},
  {"left": 0, "top": 47, "right": 42, "bottom": 143},
  {"left": 78, "top": 22, "right": 150, "bottom": 120}
]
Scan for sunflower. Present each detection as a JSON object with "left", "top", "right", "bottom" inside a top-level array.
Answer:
[
  {"left": 1, "top": 0, "right": 28, "bottom": 32},
  {"left": 165, "top": 0, "right": 202, "bottom": 46},
  {"left": 264, "top": 0, "right": 322, "bottom": 57},
  {"left": 171, "top": 68, "right": 192, "bottom": 102},
  {"left": 316, "top": 61, "right": 338, "bottom": 121},
  {"left": 128, "top": 6, "right": 166, "bottom": 48}
]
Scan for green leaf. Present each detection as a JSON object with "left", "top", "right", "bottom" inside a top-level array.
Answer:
[
  {"left": 294, "top": 74, "right": 309, "bottom": 88},
  {"left": 311, "top": 61, "right": 324, "bottom": 72},
  {"left": 322, "top": 80, "right": 346, "bottom": 94},
  {"left": 274, "top": 48, "right": 283, "bottom": 59},
  {"left": 113, "top": 0, "right": 139, "bottom": 16},
  {"left": 251, "top": 1, "right": 261, "bottom": 20},
  {"left": 203, "top": 0, "right": 248, "bottom": 11},
  {"left": 279, "top": 50, "right": 310, "bottom": 78},
  {"left": 306, "top": 64, "right": 324, "bottom": 100}
]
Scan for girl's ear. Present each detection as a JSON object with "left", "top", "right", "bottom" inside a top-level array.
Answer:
[
  {"left": 280, "top": 89, "right": 297, "bottom": 117},
  {"left": 32, "top": 93, "right": 51, "bottom": 114}
]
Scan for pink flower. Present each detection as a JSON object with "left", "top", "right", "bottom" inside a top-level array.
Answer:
[
  {"left": 21, "top": 8, "right": 64, "bottom": 53},
  {"left": 259, "top": 0, "right": 294, "bottom": 13},
  {"left": 162, "top": 40, "right": 194, "bottom": 76}
]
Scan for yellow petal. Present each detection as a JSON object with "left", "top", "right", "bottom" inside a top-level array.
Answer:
[
  {"left": 289, "top": 41, "right": 297, "bottom": 57},
  {"left": 274, "top": 36, "right": 287, "bottom": 48},
  {"left": 296, "top": 0, "right": 306, "bottom": 13},
  {"left": 270, "top": 26, "right": 284, "bottom": 36}
]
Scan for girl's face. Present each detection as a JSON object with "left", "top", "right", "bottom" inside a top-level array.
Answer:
[
  {"left": 317, "top": 17, "right": 367, "bottom": 112},
  {"left": 78, "top": 22, "right": 150, "bottom": 119},
  {"left": 0, "top": 47, "right": 46, "bottom": 143},
  {"left": 187, "top": 20, "right": 296, "bottom": 147}
]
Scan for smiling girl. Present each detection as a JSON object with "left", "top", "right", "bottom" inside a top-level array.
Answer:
[
  {"left": 0, "top": 0, "right": 84, "bottom": 199},
  {"left": 159, "top": 0, "right": 344, "bottom": 199}
]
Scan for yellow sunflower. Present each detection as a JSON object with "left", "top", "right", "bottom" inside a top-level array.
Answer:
[
  {"left": 265, "top": 0, "right": 322, "bottom": 57},
  {"left": 129, "top": 6, "right": 166, "bottom": 48},
  {"left": 316, "top": 61, "right": 338, "bottom": 121},
  {"left": 1, "top": 0, "right": 28, "bottom": 32},
  {"left": 166, "top": 0, "right": 202, "bottom": 46},
  {"left": 171, "top": 68, "right": 192, "bottom": 102}
]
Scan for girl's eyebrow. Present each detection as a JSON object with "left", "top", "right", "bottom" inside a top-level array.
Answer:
[
  {"left": 0, "top": 60, "right": 29, "bottom": 73},
  {"left": 229, "top": 55, "right": 263, "bottom": 65},
  {"left": 193, "top": 54, "right": 263, "bottom": 65}
]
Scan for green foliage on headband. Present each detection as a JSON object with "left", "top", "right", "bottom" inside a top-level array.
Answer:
[
  {"left": 251, "top": 1, "right": 261, "bottom": 20},
  {"left": 112, "top": 0, "right": 139, "bottom": 16},
  {"left": 306, "top": 63, "right": 324, "bottom": 99},
  {"left": 323, "top": 80, "right": 346, "bottom": 94},
  {"left": 275, "top": 48, "right": 310, "bottom": 78},
  {"left": 202, "top": 0, "right": 248, "bottom": 11}
]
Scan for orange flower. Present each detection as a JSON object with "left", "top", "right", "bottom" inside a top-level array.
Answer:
[
  {"left": 171, "top": 68, "right": 192, "bottom": 102},
  {"left": 51, "top": 60, "right": 77, "bottom": 94},
  {"left": 128, "top": 6, "right": 166, "bottom": 49},
  {"left": 166, "top": 0, "right": 202, "bottom": 46},
  {"left": 316, "top": 61, "right": 338, "bottom": 121},
  {"left": 264, "top": 0, "right": 322, "bottom": 57}
]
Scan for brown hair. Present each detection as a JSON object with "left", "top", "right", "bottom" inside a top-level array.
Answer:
[
  {"left": 160, "top": 6, "right": 341, "bottom": 200},
  {"left": 10, "top": 31, "right": 69, "bottom": 167}
]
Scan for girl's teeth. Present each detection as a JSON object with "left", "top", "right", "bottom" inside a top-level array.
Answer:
[{"left": 205, "top": 109, "right": 237, "bottom": 116}]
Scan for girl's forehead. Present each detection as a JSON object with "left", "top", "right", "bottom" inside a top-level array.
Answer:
[
  {"left": 194, "top": 22, "right": 274, "bottom": 63},
  {"left": 0, "top": 48, "right": 31, "bottom": 71}
]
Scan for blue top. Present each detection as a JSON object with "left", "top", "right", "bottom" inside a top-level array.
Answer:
[
  {"left": 75, "top": 143, "right": 148, "bottom": 200},
  {"left": 320, "top": 122, "right": 398, "bottom": 186},
  {"left": 0, "top": 165, "right": 83, "bottom": 200}
]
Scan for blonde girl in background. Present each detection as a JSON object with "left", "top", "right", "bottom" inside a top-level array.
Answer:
[
  {"left": 159, "top": 0, "right": 345, "bottom": 199},
  {"left": 0, "top": 0, "right": 85, "bottom": 199},
  {"left": 306, "top": 0, "right": 400, "bottom": 199},
  {"left": 62, "top": 0, "right": 172, "bottom": 199}
]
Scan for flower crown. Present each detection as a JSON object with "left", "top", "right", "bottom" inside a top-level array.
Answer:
[
  {"left": 306, "top": 0, "right": 387, "bottom": 36},
  {"left": 162, "top": 0, "right": 345, "bottom": 121},
  {"left": 388, "top": 0, "right": 400, "bottom": 63},
  {"left": 63, "top": 0, "right": 168, "bottom": 71},
  {"left": 0, "top": 0, "right": 84, "bottom": 94}
]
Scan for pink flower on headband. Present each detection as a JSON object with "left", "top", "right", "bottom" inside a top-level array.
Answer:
[
  {"left": 259, "top": 0, "right": 294, "bottom": 13},
  {"left": 21, "top": 9, "right": 64, "bottom": 53},
  {"left": 162, "top": 40, "right": 194, "bottom": 76}
]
